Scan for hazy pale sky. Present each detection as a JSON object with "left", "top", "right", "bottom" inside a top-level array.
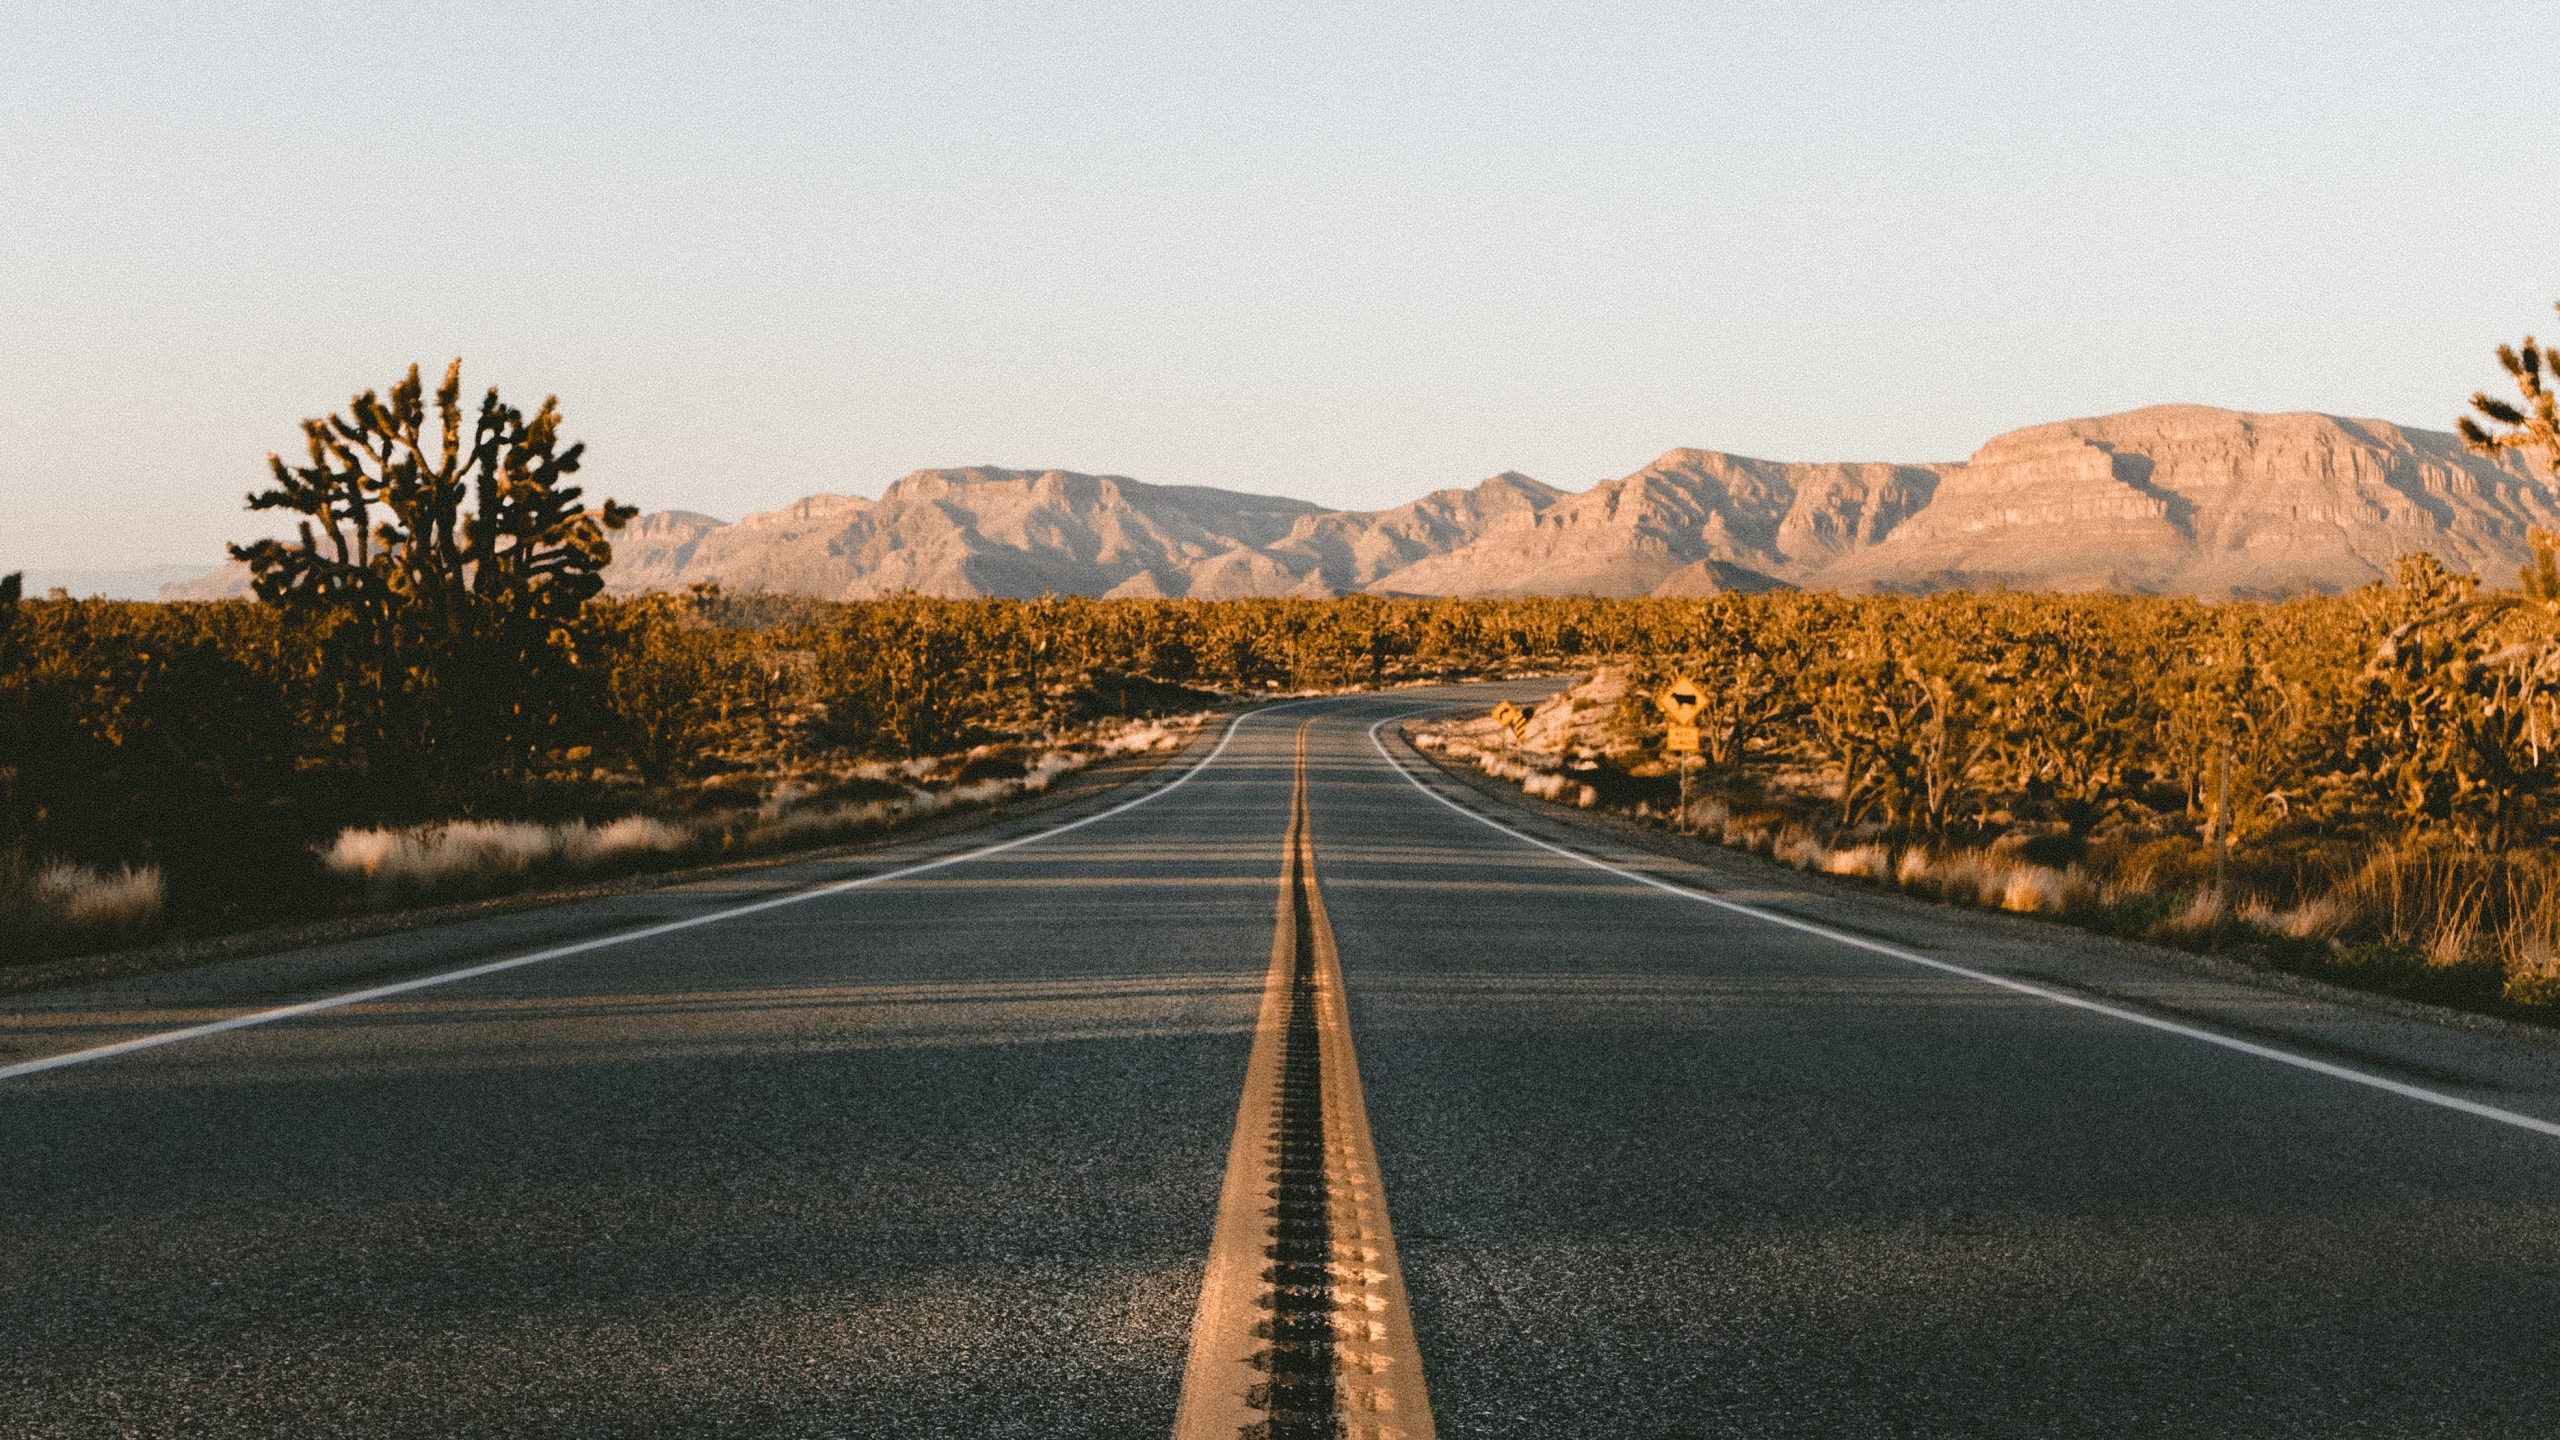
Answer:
[{"left": 7, "top": 1, "right": 2559, "bottom": 571}]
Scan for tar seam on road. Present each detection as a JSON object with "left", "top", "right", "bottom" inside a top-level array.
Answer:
[
  {"left": 1175, "top": 719, "right": 1435, "bottom": 1440},
  {"left": 1368, "top": 712, "right": 2560, "bottom": 1143},
  {"left": 0, "top": 702, "right": 1330, "bottom": 1085}
]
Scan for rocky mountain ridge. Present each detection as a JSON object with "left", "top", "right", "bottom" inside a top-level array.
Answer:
[
  {"left": 158, "top": 405, "right": 2560, "bottom": 603},
  {"left": 602, "top": 466, "right": 1569, "bottom": 601}
]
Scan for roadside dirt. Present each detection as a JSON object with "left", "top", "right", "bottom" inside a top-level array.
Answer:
[{"left": 0, "top": 732, "right": 1220, "bottom": 999}]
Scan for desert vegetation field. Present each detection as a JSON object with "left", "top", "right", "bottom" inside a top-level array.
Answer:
[
  {"left": 1408, "top": 555, "right": 2560, "bottom": 1019},
  {"left": 0, "top": 583, "right": 1233, "bottom": 961},
  {"left": 15, "top": 331, "right": 2560, "bottom": 1016},
  {"left": 12, "top": 564, "right": 2560, "bottom": 1028}
]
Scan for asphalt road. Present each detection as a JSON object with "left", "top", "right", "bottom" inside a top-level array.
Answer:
[{"left": 10, "top": 690, "right": 2560, "bottom": 1437}]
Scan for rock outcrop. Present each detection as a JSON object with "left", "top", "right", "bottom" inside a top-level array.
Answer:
[
  {"left": 1804, "top": 406, "right": 2556, "bottom": 597},
  {"left": 1375, "top": 450, "right": 1945, "bottom": 596}
]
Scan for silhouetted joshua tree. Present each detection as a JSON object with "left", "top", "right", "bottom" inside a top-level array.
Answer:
[{"left": 231, "top": 361, "right": 634, "bottom": 813}]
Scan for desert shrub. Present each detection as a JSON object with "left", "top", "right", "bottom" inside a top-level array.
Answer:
[
  {"left": 319, "top": 816, "right": 692, "bottom": 904},
  {"left": 1996, "top": 864, "right": 2092, "bottom": 915},
  {"left": 0, "top": 850, "right": 166, "bottom": 960},
  {"left": 1820, "top": 843, "right": 1894, "bottom": 881},
  {"left": 26, "top": 546, "right": 2560, "bottom": 984},
  {"left": 2079, "top": 888, "right": 2183, "bottom": 939},
  {"left": 2323, "top": 940, "right": 2506, "bottom": 1007}
]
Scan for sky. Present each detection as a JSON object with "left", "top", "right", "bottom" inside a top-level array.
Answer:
[{"left": 7, "top": 0, "right": 2560, "bottom": 573}]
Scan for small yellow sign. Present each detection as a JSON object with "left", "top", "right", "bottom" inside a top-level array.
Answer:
[
  {"left": 1490, "top": 700, "right": 1530, "bottom": 739},
  {"left": 1666, "top": 724, "right": 1701, "bottom": 754},
  {"left": 1657, "top": 677, "right": 1707, "bottom": 725}
]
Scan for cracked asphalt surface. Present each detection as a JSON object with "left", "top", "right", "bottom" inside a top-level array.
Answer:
[{"left": 10, "top": 690, "right": 2560, "bottom": 1437}]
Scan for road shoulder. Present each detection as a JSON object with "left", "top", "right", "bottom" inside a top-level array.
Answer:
[
  {"left": 1382, "top": 720, "right": 2560, "bottom": 1115},
  {"left": 0, "top": 723, "right": 1230, "bottom": 1069}
]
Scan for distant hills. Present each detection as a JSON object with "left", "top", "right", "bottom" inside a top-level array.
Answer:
[
  {"left": 158, "top": 405, "right": 2560, "bottom": 603},
  {"left": 15, "top": 564, "right": 222, "bottom": 602},
  {"left": 605, "top": 468, "right": 1567, "bottom": 600}
]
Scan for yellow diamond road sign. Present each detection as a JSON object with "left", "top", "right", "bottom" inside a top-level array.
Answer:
[
  {"left": 1657, "top": 677, "right": 1707, "bottom": 725},
  {"left": 1490, "top": 700, "right": 1529, "bottom": 738}
]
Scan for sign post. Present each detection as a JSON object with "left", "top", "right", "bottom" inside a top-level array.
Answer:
[{"left": 1657, "top": 677, "right": 1707, "bottom": 832}]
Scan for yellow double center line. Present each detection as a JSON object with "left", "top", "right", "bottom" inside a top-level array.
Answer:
[{"left": 1174, "top": 721, "right": 1436, "bottom": 1440}]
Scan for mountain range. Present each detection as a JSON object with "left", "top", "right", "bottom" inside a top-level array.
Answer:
[{"left": 158, "top": 405, "right": 2560, "bottom": 603}]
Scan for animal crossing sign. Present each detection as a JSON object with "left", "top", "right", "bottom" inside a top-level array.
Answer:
[{"left": 1657, "top": 677, "right": 1706, "bottom": 755}]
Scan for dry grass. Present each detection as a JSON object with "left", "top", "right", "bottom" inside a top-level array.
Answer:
[
  {"left": 1895, "top": 848, "right": 1994, "bottom": 905},
  {"left": 1997, "top": 865, "right": 2071, "bottom": 914},
  {"left": 1094, "top": 714, "right": 1209, "bottom": 756},
  {"left": 317, "top": 739, "right": 1124, "bottom": 909},
  {"left": 0, "top": 855, "right": 166, "bottom": 961},
  {"left": 2237, "top": 894, "right": 2355, "bottom": 940},
  {"left": 1820, "top": 844, "right": 1894, "bottom": 881},
  {"left": 319, "top": 817, "right": 693, "bottom": 901},
  {"left": 38, "top": 861, "right": 167, "bottom": 928},
  {"left": 1723, "top": 814, "right": 1783, "bottom": 856},
  {"left": 1514, "top": 770, "right": 1598, "bottom": 807},
  {"left": 734, "top": 798, "right": 907, "bottom": 851},
  {"left": 2321, "top": 838, "right": 2560, "bottom": 982},
  {"left": 1888, "top": 847, "right": 2092, "bottom": 914}
]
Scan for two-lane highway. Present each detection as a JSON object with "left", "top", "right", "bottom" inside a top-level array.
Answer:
[{"left": 10, "top": 691, "right": 2560, "bottom": 1437}]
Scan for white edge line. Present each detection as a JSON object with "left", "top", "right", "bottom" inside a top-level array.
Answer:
[
  {"left": 1364, "top": 710, "right": 2560, "bottom": 1142},
  {"left": 0, "top": 701, "right": 1329, "bottom": 1084}
]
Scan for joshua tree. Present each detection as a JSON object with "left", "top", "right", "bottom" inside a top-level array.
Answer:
[
  {"left": 2462, "top": 303, "right": 2560, "bottom": 467},
  {"left": 231, "top": 361, "right": 634, "bottom": 812},
  {"left": 233, "top": 360, "right": 632, "bottom": 621},
  {"left": 2462, "top": 303, "right": 2560, "bottom": 601},
  {"left": 2330, "top": 310, "right": 2560, "bottom": 844}
]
